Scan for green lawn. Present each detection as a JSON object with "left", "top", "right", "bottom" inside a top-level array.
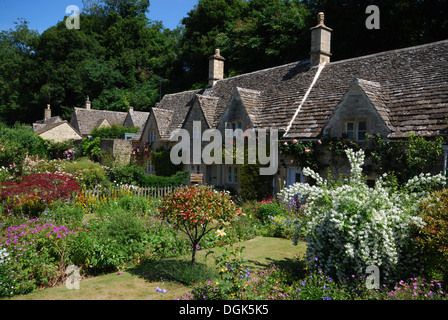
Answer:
[{"left": 6, "top": 237, "right": 306, "bottom": 300}]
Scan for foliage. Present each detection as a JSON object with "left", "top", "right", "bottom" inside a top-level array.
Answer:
[
  {"left": 239, "top": 162, "right": 273, "bottom": 200},
  {"left": 0, "top": 218, "right": 82, "bottom": 297},
  {"left": 367, "top": 133, "right": 443, "bottom": 184},
  {"left": 412, "top": 188, "right": 448, "bottom": 283},
  {"left": 90, "top": 124, "right": 139, "bottom": 139},
  {"left": 108, "top": 164, "right": 190, "bottom": 187},
  {"left": 303, "top": 0, "right": 448, "bottom": 63},
  {"left": 0, "top": 123, "right": 47, "bottom": 171},
  {"left": 279, "top": 148, "right": 447, "bottom": 282},
  {"left": 279, "top": 139, "right": 321, "bottom": 170},
  {"left": 81, "top": 137, "right": 102, "bottom": 162},
  {"left": 20, "top": 156, "right": 108, "bottom": 189},
  {"left": 180, "top": 0, "right": 310, "bottom": 87},
  {"left": 159, "top": 185, "right": 241, "bottom": 264},
  {"left": 151, "top": 148, "right": 182, "bottom": 177},
  {"left": 251, "top": 201, "right": 286, "bottom": 224},
  {"left": 0, "top": 173, "right": 81, "bottom": 217},
  {"left": 44, "top": 139, "right": 75, "bottom": 160},
  {"left": 108, "top": 164, "right": 146, "bottom": 185},
  {"left": 131, "top": 142, "right": 151, "bottom": 166}
]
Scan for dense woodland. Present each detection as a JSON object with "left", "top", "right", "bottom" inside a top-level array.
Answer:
[{"left": 0, "top": 0, "right": 447, "bottom": 124}]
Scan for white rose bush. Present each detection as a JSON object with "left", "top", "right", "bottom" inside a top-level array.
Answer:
[{"left": 278, "top": 149, "right": 447, "bottom": 282}]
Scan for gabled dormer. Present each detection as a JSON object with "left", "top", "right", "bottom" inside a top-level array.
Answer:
[
  {"left": 217, "top": 87, "right": 262, "bottom": 133},
  {"left": 323, "top": 78, "right": 395, "bottom": 140}
]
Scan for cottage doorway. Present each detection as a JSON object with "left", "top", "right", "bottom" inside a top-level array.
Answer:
[{"left": 286, "top": 167, "right": 304, "bottom": 187}]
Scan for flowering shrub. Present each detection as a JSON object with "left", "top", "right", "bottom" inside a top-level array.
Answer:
[
  {"left": 21, "top": 156, "right": 108, "bottom": 189},
  {"left": 0, "top": 218, "right": 80, "bottom": 297},
  {"left": 0, "top": 173, "right": 81, "bottom": 217},
  {"left": 278, "top": 148, "right": 447, "bottom": 281},
  {"left": 159, "top": 185, "right": 241, "bottom": 265},
  {"left": 412, "top": 188, "right": 448, "bottom": 282},
  {"left": 262, "top": 215, "right": 296, "bottom": 239}
]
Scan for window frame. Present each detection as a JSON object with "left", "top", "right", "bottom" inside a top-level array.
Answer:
[{"left": 344, "top": 119, "right": 367, "bottom": 141}]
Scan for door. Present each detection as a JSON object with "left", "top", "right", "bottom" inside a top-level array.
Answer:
[{"left": 286, "top": 167, "right": 304, "bottom": 187}]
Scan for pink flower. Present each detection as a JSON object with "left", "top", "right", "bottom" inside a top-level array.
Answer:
[{"left": 305, "top": 148, "right": 311, "bottom": 153}]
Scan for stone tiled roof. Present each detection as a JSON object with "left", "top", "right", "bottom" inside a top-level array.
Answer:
[
  {"left": 152, "top": 108, "right": 175, "bottom": 140},
  {"left": 153, "top": 89, "right": 202, "bottom": 136},
  {"left": 33, "top": 116, "right": 64, "bottom": 132},
  {"left": 70, "top": 108, "right": 128, "bottom": 136},
  {"left": 149, "top": 39, "right": 448, "bottom": 141},
  {"left": 272, "top": 40, "right": 448, "bottom": 138},
  {"left": 126, "top": 110, "right": 150, "bottom": 141},
  {"left": 196, "top": 95, "right": 219, "bottom": 128}
]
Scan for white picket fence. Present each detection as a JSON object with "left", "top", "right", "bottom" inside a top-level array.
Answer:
[{"left": 83, "top": 184, "right": 215, "bottom": 199}]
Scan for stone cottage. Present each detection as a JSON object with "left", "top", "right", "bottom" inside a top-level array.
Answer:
[
  {"left": 139, "top": 12, "right": 448, "bottom": 193},
  {"left": 33, "top": 104, "right": 83, "bottom": 142}
]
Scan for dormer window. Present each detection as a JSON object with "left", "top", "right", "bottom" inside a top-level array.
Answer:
[{"left": 345, "top": 120, "right": 367, "bottom": 141}]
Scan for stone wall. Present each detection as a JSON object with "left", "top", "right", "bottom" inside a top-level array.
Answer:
[{"left": 100, "top": 138, "right": 133, "bottom": 165}]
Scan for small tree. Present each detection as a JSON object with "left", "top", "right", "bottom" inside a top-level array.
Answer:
[{"left": 159, "top": 185, "right": 241, "bottom": 265}]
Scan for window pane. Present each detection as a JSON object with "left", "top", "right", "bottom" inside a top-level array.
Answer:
[
  {"left": 234, "top": 167, "right": 238, "bottom": 183},
  {"left": 357, "top": 121, "right": 367, "bottom": 141},
  {"left": 346, "top": 122, "right": 354, "bottom": 140},
  {"left": 358, "top": 121, "right": 366, "bottom": 131},
  {"left": 358, "top": 131, "right": 366, "bottom": 141}
]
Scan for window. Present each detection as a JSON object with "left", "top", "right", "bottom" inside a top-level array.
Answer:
[
  {"left": 226, "top": 166, "right": 238, "bottom": 184},
  {"left": 190, "top": 165, "right": 200, "bottom": 174},
  {"left": 345, "top": 120, "right": 367, "bottom": 141},
  {"left": 346, "top": 122, "right": 354, "bottom": 140},
  {"left": 149, "top": 130, "right": 156, "bottom": 143},
  {"left": 357, "top": 121, "right": 367, "bottom": 141},
  {"left": 146, "top": 160, "right": 154, "bottom": 174},
  {"left": 225, "top": 121, "right": 242, "bottom": 130},
  {"left": 227, "top": 166, "right": 232, "bottom": 184}
]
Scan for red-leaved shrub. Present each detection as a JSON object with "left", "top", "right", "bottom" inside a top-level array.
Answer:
[{"left": 0, "top": 173, "right": 81, "bottom": 217}]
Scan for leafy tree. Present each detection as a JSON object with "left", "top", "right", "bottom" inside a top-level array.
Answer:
[
  {"left": 0, "top": 19, "right": 39, "bottom": 124},
  {"left": 301, "top": 0, "right": 448, "bottom": 62},
  {"left": 159, "top": 185, "right": 241, "bottom": 265},
  {"left": 180, "top": 0, "right": 310, "bottom": 87}
]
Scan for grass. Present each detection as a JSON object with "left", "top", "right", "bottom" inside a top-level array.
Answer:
[{"left": 6, "top": 237, "right": 306, "bottom": 300}]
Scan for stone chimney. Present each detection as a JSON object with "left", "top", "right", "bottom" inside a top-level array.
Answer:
[
  {"left": 208, "top": 49, "right": 225, "bottom": 87},
  {"left": 310, "top": 12, "right": 332, "bottom": 66},
  {"left": 86, "top": 95, "right": 91, "bottom": 110},
  {"left": 129, "top": 106, "right": 134, "bottom": 113},
  {"left": 44, "top": 104, "right": 51, "bottom": 121}
]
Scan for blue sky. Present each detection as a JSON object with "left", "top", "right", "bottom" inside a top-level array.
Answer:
[{"left": 0, "top": 0, "right": 199, "bottom": 33}]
